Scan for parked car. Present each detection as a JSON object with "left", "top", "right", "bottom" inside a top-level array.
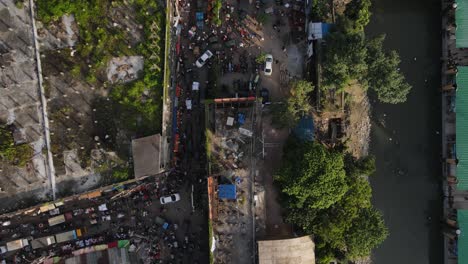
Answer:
[
  {"left": 160, "top": 193, "right": 181, "bottom": 204},
  {"left": 264, "top": 54, "right": 273, "bottom": 75},
  {"left": 196, "top": 50, "right": 213, "bottom": 68}
]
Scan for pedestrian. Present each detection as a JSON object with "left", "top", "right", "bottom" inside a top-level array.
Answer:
[{"left": 275, "top": 59, "right": 279, "bottom": 64}]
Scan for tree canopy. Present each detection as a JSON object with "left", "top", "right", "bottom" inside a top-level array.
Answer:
[
  {"left": 365, "top": 35, "right": 412, "bottom": 104},
  {"left": 275, "top": 138, "right": 348, "bottom": 210},
  {"left": 320, "top": 0, "right": 412, "bottom": 103},
  {"left": 343, "top": 0, "right": 372, "bottom": 34},
  {"left": 275, "top": 138, "right": 388, "bottom": 262},
  {"left": 271, "top": 80, "right": 314, "bottom": 127}
]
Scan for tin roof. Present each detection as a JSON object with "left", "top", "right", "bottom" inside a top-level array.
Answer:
[
  {"left": 458, "top": 210, "right": 468, "bottom": 264},
  {"left": 456, "top": 0, "right": 468, "bottom": 47},
  {"left": 258, "top": 236, "right": 315, "bottom": 264},
  {"left": 457, "top": 67, "right": 468, "bottom": 190}
]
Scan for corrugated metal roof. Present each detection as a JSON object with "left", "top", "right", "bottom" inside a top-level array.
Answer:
[
  {"left": 458, "top": 210, "right": 468, "bottom": 264},
  {"left": 456, "top": 67, "right": 468, "bottom": 190},
  {"left": 456, "top": 0, "right": 468, "bottom": 48}
]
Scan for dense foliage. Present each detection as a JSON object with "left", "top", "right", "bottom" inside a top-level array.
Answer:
[
  {"left": 275, "top": 137, "right": 388, "bottom": 263},
  {"left": 272, "top": 80, "right": 314, "bottom": 127},
  {"left": 321, "top": 0, "right": 411, "bottom": 104},
  {"left": 0, "top": 125, "right": 33, "bottom": 166}
]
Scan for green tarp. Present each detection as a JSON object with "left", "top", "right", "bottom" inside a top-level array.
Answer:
[
  {"left": 456, "top": 0, "right": 468, "bottom": 47},
  {"left": 457, "top": 67, "right": 468, "bottom": 190},
  {"left": 118, "top": 240, "right": 130, "bottom": 248}
]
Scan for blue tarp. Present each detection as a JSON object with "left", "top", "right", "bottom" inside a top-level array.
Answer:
[
  {"left": 321, "top": 23, "right": 331, "bottom": 37},
  {"left": 218, "top": 184, "right": 236, "bottom": 200},
  {"left": 293, "top": 116, "right": 314, "bottom": 141},
  {"left": 238, "top": 113, "right": 245, "bottom": 125}
]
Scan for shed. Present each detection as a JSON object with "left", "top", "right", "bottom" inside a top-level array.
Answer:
[
  {"left": 55, "top": 230, "right": 77, "bottom": 243},
  {"left": 31, "top": 236, "right": 56, "bottom": 249},
  {"left": 6, "top": 239, "right": 28, "bottom": 252},
  {"left": 192, "top": 81, "right": 200, "bottom": 91},
  {"left": 48, "top": 214, "right": 66, "bottom": 226},
  {"left": 131, "top": 134, "right": 162, "bottom": 178},
  {"left": 307, "top": 22, "right": 331, "bottom": 40},
  {"left": 258, "top": 235, "right": 315, "bottom": 264},
  {"left": 218, "top": 184, "right": 236, "bottom": 200}
]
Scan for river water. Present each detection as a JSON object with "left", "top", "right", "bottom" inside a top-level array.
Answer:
[{"left": 365, "top": 0, "right": 443, "bottom": 263}]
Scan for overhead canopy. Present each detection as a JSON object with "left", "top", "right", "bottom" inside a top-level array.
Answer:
[
  {"left": 457, "top": 67, "right": 468, "bottom": 190},
  {"left": 258, "top": 236, "right": 315, "bottom": 264},
  {"left": 458, "top": 210, "right": 468, "bottom": 263},
  {"left": 218, "top": 184, "right": 236, "bottom": 200},
  {"left": 456, "top": 0, "right": 468, "bottom": 47}
]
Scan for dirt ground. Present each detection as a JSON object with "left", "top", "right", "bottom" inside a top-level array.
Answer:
[{"left": 344, "top": 81, "right": 371, "bottom": 158}]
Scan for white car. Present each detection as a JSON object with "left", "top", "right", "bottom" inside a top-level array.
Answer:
[
  {"left": 196, "top": 50, "right": 213, "bottom": 68},
  {"left": 264, "top": 54, "right": 273, "bottom": 76},
  {"left": 160, "top": 193, "right": 181, "bottom": 204}
]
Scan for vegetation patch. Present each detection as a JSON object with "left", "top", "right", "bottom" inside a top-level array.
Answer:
[
  {"left": 275, "top": 137, "right": 388, "bottom": 263},
  {"left": 0, "top": 125, "right": 33, "bottom": 167},
  {"left": 37, "top": 0, "right": 166, "bottom": 182},
  {"left": 321, "top": 0, "right": 411, "bottom": 104}
]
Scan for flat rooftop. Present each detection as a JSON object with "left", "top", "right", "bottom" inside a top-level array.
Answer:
[
  {"left": 131, "top": 134, "right": 162, "bottom": 178},
  {"left": 258, "top": 235, "right": 316, "bottom": 264}
]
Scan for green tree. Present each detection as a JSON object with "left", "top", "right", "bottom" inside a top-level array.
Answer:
[
  {"left": 271, "top": 81, "right": 315, "bottom": 127},
  {"left": 275, "top": 138, "right": 348, "bottom": 209},
  {"left": 366, "top": 35, "right": 412, "bottom": 103},
  {"left": 276, "top": 137, "right": 386, "bottom": 261},
  {"left": 345, "top": 208, "right": 389, "bottom": 259},
  {"left": 322, "top": 32, "right": 367, "bottom": 90},
  {"left": 343, "top": 0, "right": 372, "bottom": 34}
]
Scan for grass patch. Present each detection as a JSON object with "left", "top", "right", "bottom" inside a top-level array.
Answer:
[{"left": 0, "top": 125, "right": 33, "bottom": 166}]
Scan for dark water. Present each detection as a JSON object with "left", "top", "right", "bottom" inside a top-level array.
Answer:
[{"left": 366, "top": 0, "right": 443, "bottom": 263}]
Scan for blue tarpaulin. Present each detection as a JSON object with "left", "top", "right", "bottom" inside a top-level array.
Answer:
[
  {"left": 238, "top": 113, "right": 245, "bottom": 125},
  {"left": 293, "top": 116, "right": 314, "bottom": 141},
  {"left": 218, "top": 184, "right": 236, "bottom": 200}
]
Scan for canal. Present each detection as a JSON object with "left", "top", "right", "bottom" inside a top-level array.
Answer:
[{"left": 366, "top": 0, "right": 443, "bottom": 263}]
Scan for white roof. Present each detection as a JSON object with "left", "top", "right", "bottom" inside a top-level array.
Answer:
[
  {"left": 308, "top": 22, "right": 323, "bottom": 40},
  {"left": 98, "top": 204, "right": 108, "bottom": 211},
  {"left": 192, "top": 82, "right": 200, "bottom": 91},
  {"left": 227, "top": 117, "right": 234, "bottom": 126}
]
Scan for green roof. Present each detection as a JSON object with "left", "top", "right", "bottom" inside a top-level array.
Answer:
[
  {"left": 457, "top": 0, "right": 468, "bottom": 47},
  {"left": 458, "top": 210, "right": 468, "bottom": 263},
  {"left": 457, "top": 67, "right": 468, "bottom": 190}
]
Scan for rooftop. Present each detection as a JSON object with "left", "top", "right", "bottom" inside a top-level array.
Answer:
[
  {"left": 456, "top": 0, "right": 468, "bottom": 48},
  {"left": 131, "top": 134, "right": 162, "bottom": 178},
  {"left": 257, "top": 235, "right": 316, "bottom": 264},
  {"left": 456, "top": 67, "right": 468, "bottom": 190}
]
